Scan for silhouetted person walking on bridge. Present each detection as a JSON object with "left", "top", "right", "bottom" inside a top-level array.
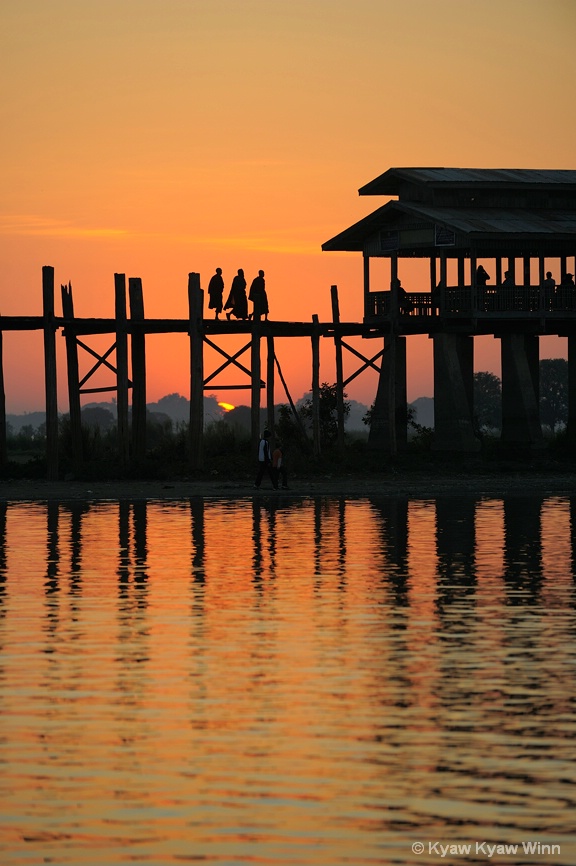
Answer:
[
  {"left": 208, "top": 268, "right": 224, "bottom": 319},
  {"left": 225, "top": 268, "right": 248, "bottom": 320},
  {"left": 249, "top": 270, "right": 269, "bottom": 320}
]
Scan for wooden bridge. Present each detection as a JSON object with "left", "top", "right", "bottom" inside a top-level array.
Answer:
[{"left": 0, "top": 268, "right": 385, "bottom": 480}]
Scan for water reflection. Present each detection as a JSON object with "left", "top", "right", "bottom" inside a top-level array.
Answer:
[{"left": 0, "top": 493, "right": 575, "bottom": 865}]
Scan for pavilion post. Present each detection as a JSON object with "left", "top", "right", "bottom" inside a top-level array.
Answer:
[
  {"left": 330, "top": 285, "right": 346, "bottom": 452},
  {"left": 188, "top": 272, "right": 204, "bottom": 471},
  {"left": 390, "top": 252, "right": 399, "bottom": 321},
  {"left": 363, "top": 254, "right": 370, "bottom": 318},
  {"left": 114, "top": 273, "right": 130, "bottom": 466},
  {"left": 470, "top": 254, "right": 477, "bottom": 313},
  {"left": 495, "top": 257, "right": 503, "bottom": 286},
  {"left": 129, "top": 277, "right": 146, "bottom": 462},
  {"left": 43, "top": 266, "right": 59, "bottom": 481},
  {"left": 440, "top": 251, "right": 447, "bottom": 311},
  {"left": 61, "top": 281, "right": 83, "bottom": 468},
  {"left": 500, "top": 334, "right": 543, "bottom": 452},
  {"left": 457, "top": 256, "right": 465, "bottom": 288},
  {"left": 538, "top": 257, "right": 546, "bottom": 311}
]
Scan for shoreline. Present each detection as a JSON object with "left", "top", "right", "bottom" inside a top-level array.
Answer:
[{"left": 2, "top": 470, "right": 576, "bottom": 502}]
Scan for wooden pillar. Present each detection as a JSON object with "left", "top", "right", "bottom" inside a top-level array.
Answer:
[
  {"left": 470, "top": 254, "right": 477, "bottom": 313},
  {"left": 440, "top": 251, "right": 447, "bottom": 311},
  {"left": 114, "top": 274, "right": 130, "bottom": 466},
  {"left": 0, "top": 330, "right": 6, "bottom": 466},
  {"left": 311, "top": 314, "right": 321, "bottom": 458},
  {"left": 363, "top": 254, "right": 370, "bottom": 319},
  {"left": 129, "top": 277, "right": 146, "bottom": 462},
  {"left": 430, "top": 256, "right": 437, "bottom": 290},
  {"left": 188, "top": 272, "right": 204, "bottom": 471},
  {"left": 61, "top": 282, "right": 83, "bottom": 467},
  {"left": 433, "top": 333, "right": 480, "bottom": 452},
  {"left": 266, "top": 335, "right": 275, "bottom": 440},
  {"left": 251, "top": 302, "right": 262, "bottom": 458},
  {"left": 495, "top": 257, "right": 503, "bottom": 286},
  {"left": 538, "top": 257, "right": 546, "bottom": 311},
  {"left": 43, "top": 265, "right": 59, "bottom": 481},
  {"left": 500, "top": 334, "right": 543, "bottom": 451},
  {"left": 390, "top": 253, "right": 399, "bottom": 322},
  {"left": 368, "top": 336, "right": 407, "bottom": 455},
  {"left": 330, "top": 285, "right": 346, "bottom": 452},
  {"left": 457, "top": 256, "right": 465, "bottom": 287}
]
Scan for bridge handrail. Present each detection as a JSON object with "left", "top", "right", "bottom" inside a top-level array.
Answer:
[{"left": 367, "top": 285, "right": 576, "bottom": 317}]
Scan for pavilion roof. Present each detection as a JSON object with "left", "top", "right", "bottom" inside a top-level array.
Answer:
[
  {"left": 358, "top": 167, "right": 576, "bottom": 196},
  {"left": 322, "top": 201, "right": 576, "bottom": 252}
]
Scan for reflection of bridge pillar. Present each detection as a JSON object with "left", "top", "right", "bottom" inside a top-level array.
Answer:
[
  {"left": 500, "top": 334, "right": 543, "bottom": 450},
  {"left": 368, "top": 336, "right": 407, "bottom": 453},
  {"left": 432, "top": 333, "right": 479, "bottom": 452},
  {"left": 568, "top": 336, "right": 576, "bottom": 445}
]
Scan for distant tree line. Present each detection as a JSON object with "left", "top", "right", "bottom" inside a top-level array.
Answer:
[{"left": 473, "top": 358, "right": 568, "bottom": 434}]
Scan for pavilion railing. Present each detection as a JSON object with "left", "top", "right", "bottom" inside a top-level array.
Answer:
[{"left": 367, "top": 285, "right": 576, "bottom": 319}]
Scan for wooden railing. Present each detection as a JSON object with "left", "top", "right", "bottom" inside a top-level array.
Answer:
[{"left": 367, "top": 285, "right": 576, "bottom": 318}]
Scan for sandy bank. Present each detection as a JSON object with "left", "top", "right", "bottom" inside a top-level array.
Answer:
[{"left": 1, "top": 470, "right": 576, "bottom": 502}]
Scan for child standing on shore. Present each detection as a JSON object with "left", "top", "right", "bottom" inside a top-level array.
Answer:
[{"left": 272, "top": 441, "right": 289, "bottom": 489}]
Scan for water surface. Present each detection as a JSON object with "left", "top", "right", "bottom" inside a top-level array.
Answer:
[{"left": 1, "top": 494, "right": 575, "bottom": 865}]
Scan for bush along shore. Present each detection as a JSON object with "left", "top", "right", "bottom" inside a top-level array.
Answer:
[{"left": 2, "top": 414, "right": 576, "bottom": 500}]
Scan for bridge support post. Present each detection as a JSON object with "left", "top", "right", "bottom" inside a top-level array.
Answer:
[
  {"left": 43, "top": 265, "right": 59, "bottom": 480},
  {"left": 368, "top": 336, "right": 407, "bottom": 454},
  {"left": 432, "top": 333, "right": 479, "bottom": 452},
  {"left": 500, "top": 334, "right": 543, "bottom": 452},
  {"left": 115, "top": 274, "right": 130, "bottom": 466},
  {"left": 61, "top": 282, "right": 83, "bottom": 469},
  {"left": 251, "top": 310, "right": 262, "bottom": 458},
  {"left": 188, "top": 273, "right": 204, "bottom": 471},
  {"left": 129, "top": 278, "right": 147, "bottom": 462}
]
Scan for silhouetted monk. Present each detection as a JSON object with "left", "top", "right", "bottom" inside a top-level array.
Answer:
[
  {"left": 558, "top": 272, "right": 575, "bottom": 309},
  {"left": 476, "top": 265, "right": 490, "bottom": 285},
  {"left": 249, "top": 269, "right": 269, "bottom": 320},
  {"left": 224, "top": 268, "right": 248, "bottom": 320},
  {"left": 208, "top": 268, "right": 224, "bottom": 319},
  {"left": 543, "top": 271, "right": 556, "bottom": 310},
  {"left": 502, "top": 270, "right": 514, "bottom": 287},
  {"left": 396, "top": 279, "right": 413, "bottom": 314}
]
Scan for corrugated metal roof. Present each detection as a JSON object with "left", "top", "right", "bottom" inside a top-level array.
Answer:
[
  {"left": 401, "top": 203, "right": 576, "bottom": 234},
  {"left": 359, "top": 167, "right": 576, "bottom": 195},
  {"left": 322, "top": 201, "right": 576, "bottom": 252}
]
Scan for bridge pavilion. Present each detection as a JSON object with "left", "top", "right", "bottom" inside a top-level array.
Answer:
[{"left": 322, "top": 167, "right": 576, "bottom": 453}]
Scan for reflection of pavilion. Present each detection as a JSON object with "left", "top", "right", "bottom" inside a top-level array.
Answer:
[{"left": 323, "top": 168, "right": 576, "bottom": 454}]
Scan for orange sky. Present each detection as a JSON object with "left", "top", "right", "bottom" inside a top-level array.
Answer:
[{"left": 2, "top": 0, "right": 576, "bottom": 413}]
